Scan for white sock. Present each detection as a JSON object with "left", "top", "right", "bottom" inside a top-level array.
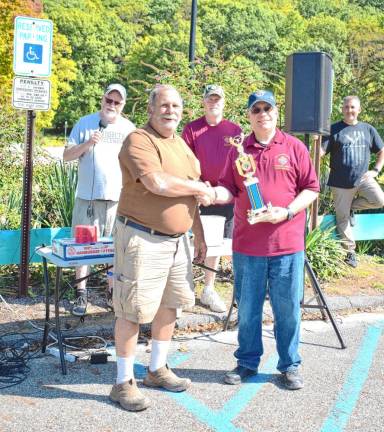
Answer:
[
  {"left": 149, "top": 339, "right": 170, "bottom": 372},
  {"left": 203, "top": 285, "right": 214, "bottom": 294},
  {"left": 116, "top": 355, "right": 135, "bottom": 384}
]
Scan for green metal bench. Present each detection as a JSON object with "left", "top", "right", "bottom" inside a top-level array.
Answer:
[
  {"left": 0, "top": 227, "right": 71, "bottom": 265},
  {"left": 319, "top": 214, "right": 384, "bottom": 241},
  {"left": 1, "top": 214, "right": 383, "bottom": 265}
]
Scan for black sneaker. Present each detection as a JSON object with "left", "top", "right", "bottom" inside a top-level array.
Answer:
[
  {"left": 350, "top": 210, "right": 356, "bottom": 227},
  {"left": 71, "top": 291, "right": 88, "bottom": 316},
  {"left": 345, "top": 252, "right": 357, "bottom": 268},
  {"left": 224, "top": 365, "right": 258, "bottom": 385},
  {"left": 281, "top": 369, "right": 304, "bottom": 390}
]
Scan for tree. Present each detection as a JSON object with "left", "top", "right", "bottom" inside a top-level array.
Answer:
[
  {"left": 297, "top": 0, "right": 348, "bottom": 19},
  {"left": 125, "top": 51, "right": 265, "bottom": 131},
  {"left": 198, "top": 0, "right": 281, "bottom": 73},
  {"left": 0, "top": 0, "right": 76, "bottom": 130},
  {"left": 44, "top": 0, "right": 137, "bottom": 127},
  {"left": 345, "top": 13, "right": 384, "bottom": 124},
  {"left": 0, "top": 0, "right": 43, "bottom": 104}
]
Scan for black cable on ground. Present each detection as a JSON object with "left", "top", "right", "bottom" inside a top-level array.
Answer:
[{"left": 0, "top": 331, "right": 44, "bottom": 389}]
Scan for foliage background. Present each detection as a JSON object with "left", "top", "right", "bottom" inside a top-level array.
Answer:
[
  {"left": 1, "top": 0, "right": 384, "bottom": 231},
  {"left": 1, "top": 0, "right": 384, "bottom": 285},
  {"left": 1, "top": 0, "right": 384, "bottom": 132}
]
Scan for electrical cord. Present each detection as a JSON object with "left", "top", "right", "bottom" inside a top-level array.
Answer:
[
  {"left": 0, "top": 294, "right": 109, "bottom": 369},
  {"left": 86, "top": 136, "right": 97, "bottom": 220},
  {"left": 0, "top": 330, "right": 45, "bottom": 389}
]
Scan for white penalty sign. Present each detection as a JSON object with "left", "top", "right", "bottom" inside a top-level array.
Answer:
[{"left": 12, "top": 77, "right": 51, "bottom": 111}]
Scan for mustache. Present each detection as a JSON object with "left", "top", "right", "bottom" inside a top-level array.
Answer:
[{"left": 160, "top": 115, "right": 178, "bottom": 120}]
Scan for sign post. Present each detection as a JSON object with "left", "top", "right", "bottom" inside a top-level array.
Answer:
[
  {"left": 13, "top": 16, "right": 53, "bottom": 296},
  {"left": 19, "top": 110, "right": 36, "bottom": 296}
]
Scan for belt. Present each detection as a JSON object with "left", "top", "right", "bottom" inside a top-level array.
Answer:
[{"left": 117, "top": 216, "right": 184, "bottom": 238}]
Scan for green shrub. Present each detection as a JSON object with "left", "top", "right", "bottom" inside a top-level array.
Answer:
[
  {"left": 306, "top": 225, "right": 347, "bottom": 281},
  {"left": 0, "top": 146, "right": 77, "bottom": 229},
  {"left": 34, "top": 161, "right": 78, "bottom": 227}
]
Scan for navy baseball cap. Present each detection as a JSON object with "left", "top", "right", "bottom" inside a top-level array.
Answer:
[{"left": 247, "top": 90, "right": 276, "bottom": 110}]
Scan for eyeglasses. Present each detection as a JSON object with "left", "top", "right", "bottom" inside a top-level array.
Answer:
[
  {"left": 250, "top": 105, "right": 273, "bottom": 114},
  {"left": 104, "top": 96, "right": 123, "bottom": 106}
]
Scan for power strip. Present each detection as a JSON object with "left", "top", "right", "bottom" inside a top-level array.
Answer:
[{"left": 46, "top": 347, "right": 77, "bottom": 362}]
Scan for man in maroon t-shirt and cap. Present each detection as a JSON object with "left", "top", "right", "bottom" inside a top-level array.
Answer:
[
  {"left": 202, "top": 90, "right": 319, "bottom": 390},
  {"left": 182, "top": 85, "right": 242, "bottom": 313}
]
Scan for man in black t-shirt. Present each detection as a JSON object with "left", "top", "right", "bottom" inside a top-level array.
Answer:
[{"left": 321, "top": 96, "right": 384, "bottom": 267}]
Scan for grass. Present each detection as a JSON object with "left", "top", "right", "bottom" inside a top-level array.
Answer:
[
  {"left": 2, "top": 252, "right": 384, "bottom": 300},
  {"left": 38, "top": 134, "right": 65, "bottom": 148}
]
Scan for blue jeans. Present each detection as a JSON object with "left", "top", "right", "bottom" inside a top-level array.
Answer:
[{"left": 233, "top": 251, "right": 304, "bottom": 372}]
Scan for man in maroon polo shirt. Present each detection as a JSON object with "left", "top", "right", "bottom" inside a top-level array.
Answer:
[
  {"left": 205, "top": 90, "right": 319, "bottom": 390},
  {"left": 182, "top": 85, "right": 242, "bottom": 313}
]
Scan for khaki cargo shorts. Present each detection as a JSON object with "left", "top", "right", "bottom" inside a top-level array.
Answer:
[{"left": 113, "top": 219, "right": 195, "bottom": 324}]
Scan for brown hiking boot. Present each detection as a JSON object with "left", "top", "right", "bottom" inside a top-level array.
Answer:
[
  {"left": 109, "top": 379, "right": 150, "bottom": 411},
  {"left": 143, "top": 364, "right": 191, "bottom": 392}
]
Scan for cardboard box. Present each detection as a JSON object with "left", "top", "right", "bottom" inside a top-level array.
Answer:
[{"left": 52, "top": 237, "right": 114, "bottom": 260}]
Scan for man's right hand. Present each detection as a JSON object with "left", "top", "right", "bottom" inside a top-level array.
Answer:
[
  {"left": 88, "top": 131, "right": 103, "bottom": 147},
  {"left": 195, "top": 183, "right": 216, "bottom": 206}
]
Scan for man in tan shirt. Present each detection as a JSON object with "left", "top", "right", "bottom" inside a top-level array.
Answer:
[{"left": 109, "top": 85, "right": 212, "bottom": 412}]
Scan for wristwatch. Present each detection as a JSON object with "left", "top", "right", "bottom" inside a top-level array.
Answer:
[
  {"left": 373, "top": 167, "right": 380, "bottom": 174},
  {"left": 286, "top": 207, "right": 294, "bottom": 221}
]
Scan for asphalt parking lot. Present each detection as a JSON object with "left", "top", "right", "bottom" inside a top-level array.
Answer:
[{"left": 1, "top": 313, "right": 383, "bottom": 432}]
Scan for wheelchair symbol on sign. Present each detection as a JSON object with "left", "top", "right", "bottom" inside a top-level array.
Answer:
[
  {"left": 23, "top": 43, "right": 43, "bottom": 65},
  {"left": 26, "top": 46, "right": 39, "bottom": 61}
]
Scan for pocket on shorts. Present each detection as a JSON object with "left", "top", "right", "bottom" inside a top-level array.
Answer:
[
  {"left": 113, "top": 274, "right": 160, "bottom": 323},
  {"left": 113, "top": 276, "right": 137, "bottom": 315}
]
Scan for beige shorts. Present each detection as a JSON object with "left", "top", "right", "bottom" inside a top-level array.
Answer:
[
  {"left": 113, "top": 219, "right": 195, "bottom": 324},
  {"left": 71, "top": 198, "right": 118, "bottom": 237}
]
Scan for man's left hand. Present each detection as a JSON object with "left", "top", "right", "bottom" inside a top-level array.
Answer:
[
  {"left": 250, "top": 206, "right": 288, "bottom": 224},
  {"left": 192, "top": 236, "right": 207, "bottom": 264},
  {"left": 362, "top": 170, "right": 379, "bottom": 181}
]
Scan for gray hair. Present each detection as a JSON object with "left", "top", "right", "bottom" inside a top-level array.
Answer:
[
  {"left": 343, "top": 95, "right": 360, "bottom": 106},
  {"left": 148, "top": 84, "right": 183, "bottom": 107}
]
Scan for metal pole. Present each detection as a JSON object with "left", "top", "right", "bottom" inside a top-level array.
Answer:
[
  {"left": 64, "top": 120, "right": 68, "bottom": 145},
  {"left": 19, "top": 109, "right": 35, "bottom": 297},
  {"left": 189, "top": 0, "right": 197, "bottom": 67},
  {"left": 310, "top": 135, "right": 321, "bottom": 230}
]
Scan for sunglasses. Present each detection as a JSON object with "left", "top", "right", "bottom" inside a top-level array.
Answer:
[
  {"left": 250, "top": 105, "right": 273, "bottom": 114},
  {"left": 104, "top": 96, "right": 122, "bottom": 106}
]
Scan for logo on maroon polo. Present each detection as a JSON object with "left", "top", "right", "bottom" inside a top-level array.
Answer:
[{"left": 274, "top": 154, "right": 291, "bottom": 170}]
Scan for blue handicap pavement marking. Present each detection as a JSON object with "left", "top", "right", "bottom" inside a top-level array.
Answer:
[
  {"left": 320, "top": 321, "right": 384, "bottom": 432},
  {"left": 23, "top": 43, "right": 43, "bottom": 64},
  {"left": 167, "top": 351, "right": 278, "bottom": 432},
  {"left": 131, "top": 351, "right": 276, "bottom": 431}
]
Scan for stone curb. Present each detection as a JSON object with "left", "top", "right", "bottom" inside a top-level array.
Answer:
[{"left": 1, "top": 295, "right": 383, "bottom": 344}]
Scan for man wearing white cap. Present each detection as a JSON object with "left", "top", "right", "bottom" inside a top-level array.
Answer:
[
  {"left": 64, "top": 84, "right": 135, "bottom": 316},
  {"left": 182, "top": 84, "right": 242, "bottom": 313}
]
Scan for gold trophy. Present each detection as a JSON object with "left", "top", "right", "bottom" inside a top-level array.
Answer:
[{"left": 228, "top": 134, "right": 270, "bottom": 224}]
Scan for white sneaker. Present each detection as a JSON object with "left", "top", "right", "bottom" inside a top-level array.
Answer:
[{"left": 200, "top": 290, "right": 227, "bottom": 313}]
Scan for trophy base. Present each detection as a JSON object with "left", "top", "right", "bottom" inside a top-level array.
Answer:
[{"left": 247, "top": 202, "right": 272, "bottom": 224}]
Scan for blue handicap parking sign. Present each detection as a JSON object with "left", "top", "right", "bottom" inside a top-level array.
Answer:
[{"left": 23, "top": 43, "right": 43, "bottom": 64}]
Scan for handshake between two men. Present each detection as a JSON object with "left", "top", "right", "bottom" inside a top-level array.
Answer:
[{"left": 195, "top": 181, "right": 292, "bottom": 225}]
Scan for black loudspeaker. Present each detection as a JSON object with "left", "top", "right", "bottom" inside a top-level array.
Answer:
[{"left": 285, "top": 52, "right": 333, "bottom": 135}]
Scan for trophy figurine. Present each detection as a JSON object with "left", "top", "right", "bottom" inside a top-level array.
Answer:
[{"left": 228, "top": 134, "right": 271, "bottom": 224}]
